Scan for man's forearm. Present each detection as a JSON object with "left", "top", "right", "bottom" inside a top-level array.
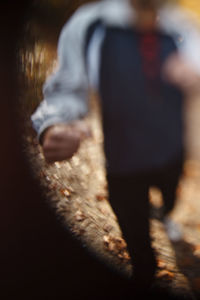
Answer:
[{"left": 41, "top": 121, "right": 91, "bottom": 163}]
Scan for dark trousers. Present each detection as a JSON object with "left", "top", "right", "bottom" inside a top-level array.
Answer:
[{"left": 107, "top": 159, "right": 183, "bottom": 286}]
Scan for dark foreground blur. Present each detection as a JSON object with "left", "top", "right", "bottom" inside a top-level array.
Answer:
[
  {"left": 0, "top": 2, "right": 136, "bottom": 300},
  {"left": 2, "top": 1, "right": 200, "bottom": 299}
]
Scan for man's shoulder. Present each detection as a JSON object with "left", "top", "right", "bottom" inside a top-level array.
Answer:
[
  {"left": 59, "top": 0, "right": 132, "bottom": 41},
  {"left": 60, "top": 1, "right": 101, "bottom": 38}
]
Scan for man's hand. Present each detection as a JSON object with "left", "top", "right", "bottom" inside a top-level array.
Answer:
[
  {"left": 42, "top": 121, "right": 91, "bottom": 163},
  {"left": 162, "top": 53, "right": 200, "bottom": 95}
]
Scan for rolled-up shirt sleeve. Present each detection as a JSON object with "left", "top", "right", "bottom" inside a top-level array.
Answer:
[
  {"left": 31, "top": 8, "right": 91, "bottom": 140},
  {"left": 31, "top": 0, "right": 134, "bottom": 141}
]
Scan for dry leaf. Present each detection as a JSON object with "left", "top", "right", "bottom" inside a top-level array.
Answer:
[
  {"left": 157, "top": 259, "right": 167, "bottom": 269},
  {"left": 157, "top": 270, "right": 174, "bottom": 280},
  {"left": 108, "top": 241, "right": 116, "bottom": 252},
  {"left": 123, "top": 252, "right": 131, "bottom": 261},
  {"left": 103, "top": 235, "right": 128, "bottom": 257},
  {"left": 96, "top": 194, "right": 106, "bottom": 201},
  {"left": 55, "top": 162, "right": 61, "bottom": 169},
  {"left": 75, "top": 210, "right": 86, "bottom": 222},
  {"left": 103, "top": 235, "right": 110, "bottom": 246},
  {"left": 118, "top": 253, "right": 124, "bottom": 260},
  {"left": 49, "top": 183, "right": 58, "bottom": 190},
  {"left": 60, "top": 189, "right": 71, "bottom": 197},
  {"left": 115, "top": 237, "right": 127, "bottom": 250}
]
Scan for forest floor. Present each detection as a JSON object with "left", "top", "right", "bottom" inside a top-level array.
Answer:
[
  {"left": 25, "top": 91, "right": 200, "bottom": 300},
  {"left": 20, "top": 31, "right": 200, "bottom": 298}
]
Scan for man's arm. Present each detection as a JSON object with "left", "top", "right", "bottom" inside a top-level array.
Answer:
[
  {"left": 159, "top": 5, "right": 200, "bottom": 95},
  {"left": 31, "top": 15, "right": 89, "bottom": 140},
  {"left": 163, "top": 53, "right": 200, "bottom": 95},
  {"left": 31, "top": 0, "right": 134, "bottom": 157},
  {"left": 41, "top": 121, "right": 91, "bottom": 163},
  {"left": 31, "top": 3, "right": 99, "bottom": 162}
]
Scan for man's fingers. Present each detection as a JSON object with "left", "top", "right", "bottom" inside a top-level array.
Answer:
[
  {"left": 44, "top": 151, "right": 75, "bottom": 163},
  {"left": 42, "top": 121, "right": 92, "bottom": 163},
  {"left": 43, "top": 135, "right": 81, "bottom": 163},
  {"left": 43, "top": 143, "right": 80, "bottom": 163}
]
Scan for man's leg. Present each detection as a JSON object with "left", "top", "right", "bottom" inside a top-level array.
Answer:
[
  {"left": 107, "top": 174, "right": 156, "bottom": 289},
  {"left": 156, "top": 160, "right": 183, "bottom": 241},
  {"left": 158, "top": 160, "right": 183, "bottom": 216},
  {"left": 159, "top": 178, "right": 179, "bottom": 216}
]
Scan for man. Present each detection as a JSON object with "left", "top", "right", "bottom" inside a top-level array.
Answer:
[{"left": 31, "top": 0, "right": 200, "bottom": 291}]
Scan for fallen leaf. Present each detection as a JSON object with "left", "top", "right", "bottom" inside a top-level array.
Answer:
[
  {"left": 75, "top": 210, "right": 86, "bottom": 222},
  {"left": 108, "top": 241, "right": 116, "bottom": 252},
  {"left": 157, "top": 270, "right": 174, "bottom": 280},
  {"left": 123, "top": 252, "right": 131, "bottom": 261},
  {"left": 55, "top": 162, "right": 61, "bottom": 169},
  {"left": 96, "top": 194, "right": 107, "bottom": 201},
  {"left": 49, "top": 183, "right": 58, "bottom": 190},
  {"left": 103, "top": 235, "right": 110, "bottom": 246},
  {"left": 157, "top": 259, "right": 167, "bottom": 269},
  {"left": 60, "top": 189, "right": 71, "bottom": 197},
  {"left": 115, "top": 237, "right": 127, "bottom": 250},
  {"left": 118, "top": 253, "right": 124, "bottom": 260}
]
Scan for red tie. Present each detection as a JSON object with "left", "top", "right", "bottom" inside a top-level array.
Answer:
[{"left": 139, "top": 32, "right": 161, "bottom": 97}]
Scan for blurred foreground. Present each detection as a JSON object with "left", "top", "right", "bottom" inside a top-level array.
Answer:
[
  {"left": 22, "top": 47, "right": 200, "bottom": 300},
  {"left": 20, "top": 1, "right": 200, "bottom": 298}
]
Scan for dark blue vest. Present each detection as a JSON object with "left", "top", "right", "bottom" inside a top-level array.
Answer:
[{"left": 99, "top": 27, "right": 184, "bottom": 175}]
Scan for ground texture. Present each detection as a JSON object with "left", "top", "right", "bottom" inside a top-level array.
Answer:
[
  {"left": 21, "top": 34, "right": 200, "bottom": 298},
  {"left": 24, "top": 91, "right": 200, "bottom": 299}
]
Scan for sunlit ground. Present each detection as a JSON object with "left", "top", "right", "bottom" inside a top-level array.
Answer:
[{"left": 20, "top": 2, "right": 200, "bottom": 297}]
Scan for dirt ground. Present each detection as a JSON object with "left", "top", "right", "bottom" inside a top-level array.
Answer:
[
  {"left": 24, "top": 90, "right": 200, "bottom": 299},
  {"left": 20, "top": 33, "right": 200, "bottom": 298}
]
